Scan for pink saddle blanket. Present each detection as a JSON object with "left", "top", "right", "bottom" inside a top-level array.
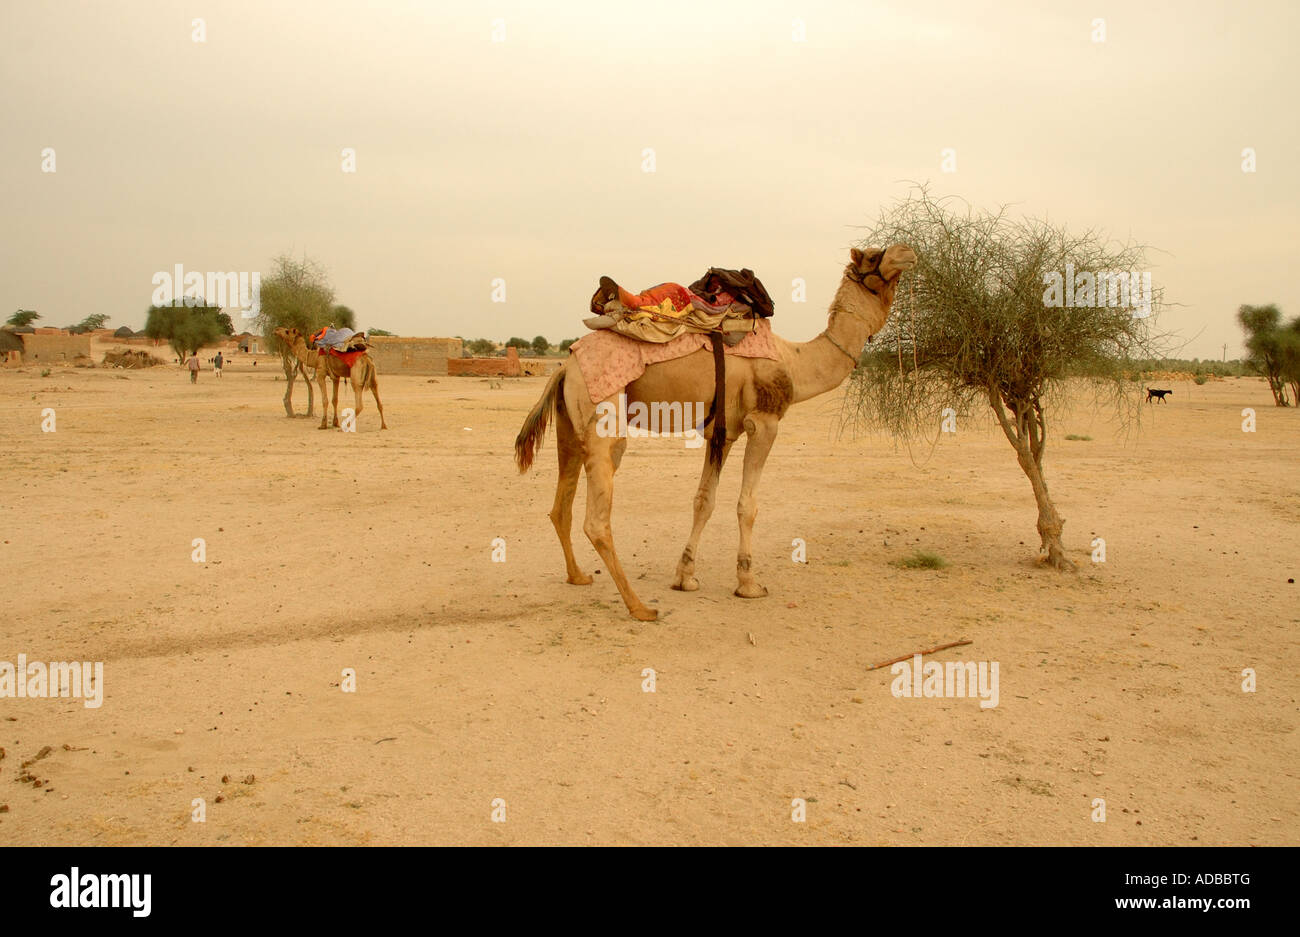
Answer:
[{"left": 569, "top": 318, "right": 779, "bottom": 405}]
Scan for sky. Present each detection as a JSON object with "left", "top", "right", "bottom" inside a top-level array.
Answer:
[{"left": 2, "top": 0, "right": 1296, "bottom": 357}]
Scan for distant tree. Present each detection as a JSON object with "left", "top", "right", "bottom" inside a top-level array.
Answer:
[
  {"left": 7, "top": 310, "right": 40, "bottom": 328},
  {"left": 77, "top": 313, "right": 111, "bottom": 333},
  {"left": 369, "top": 328, "right": 396, "bottom": 336},
  {"left": 466, "top": 338, "right": 496, "bottom": 356},
  {"left": 113, "top": 325, "right": 134, "bottom": 338},
  {"left": 505, "top": 337, "right": 530, "bottom": 350},
  {"left": 841, "top": 187, "right": 1164, "bottom": 570},
  {"left": 531, "top": 335, "right": 550, "bottom": 356},
  {"left": 1238, "top": 304, "right": 1291, "bottom": 406},
  {"left": 332, "top": 305, "right": 356, "bottom": 329},
  {"left": 559, "top": 337, "right": 578, "bottom": 353},
  {"left": 143, "top": 303, "right": 225, "bottom": 361},
  {"left": 254, "top": 254, "right": 337, "bottom": 418},
  {"left": 216, "top": 311, "right": 235, "bottom": 335}
]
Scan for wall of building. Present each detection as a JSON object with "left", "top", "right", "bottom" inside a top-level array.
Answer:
[
  {"left": 447, "top": 347, "right": 559, "bottom": 378},
  {"left": 21, "top": 331, "right": 91, "bottom": 361},
  {"left": 448, "top": 357, "right": 521, "bottom": 377},
  {"left": 367, "top": 336, "right": 463, "bottom": 375}
]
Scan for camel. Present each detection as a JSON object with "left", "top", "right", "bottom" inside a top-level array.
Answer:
[
  {"left": 515, "top": 244, "right": 917, "bottom": 620},
  {"left": 274, "top": 327, "right": 387, "bottom": 430}
]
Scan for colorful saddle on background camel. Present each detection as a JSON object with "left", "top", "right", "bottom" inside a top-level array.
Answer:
[
  {"left": 310, "top": 326, "right": 370, "bottom": 366},
  {"left": 586, "top": 267, "right": 775, "bottom": 345}
]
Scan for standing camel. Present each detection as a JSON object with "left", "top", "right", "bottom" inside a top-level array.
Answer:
[
  {"left": 515, "top": 244, "right": 917, "bottom": 620},
  {"left": 274, "top": 327, "right": 387, "bottom": 430}
]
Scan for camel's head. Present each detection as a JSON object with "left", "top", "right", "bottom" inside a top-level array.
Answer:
[
  {"left": 273, "top": 326, "right": 302, "bottom": 345},
  {"left": 847, "top": 244, "right": 917, "bottom": 304}
]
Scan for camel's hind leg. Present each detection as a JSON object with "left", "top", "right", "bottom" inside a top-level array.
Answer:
[
  {"left": 350, "top": 368, "right": 365, "bottom": 427},
  {"left": 582, "top": 431, "right": 656, "bottom": 621},
  {"left": 332, "top": 376, "right": 343, "bottom": 428},
  {"left": 734, "top": 412, "right": 779, "bottom": 598},
  {"left": 672, "top": 439, "right": 734, "bottom": 591},
  {"left": 550, "top": 409, "right": 590, "bottom": 585},
  {"left": 317, "top": 370, "right": 332, "bottom": 429},
  {"left": 369, "top": 372, "right": 387, "bottom": 429}
]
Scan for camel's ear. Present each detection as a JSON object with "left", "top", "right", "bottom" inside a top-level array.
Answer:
[{"left": 850, "top": 248, "right": 864, "bottom": 266}]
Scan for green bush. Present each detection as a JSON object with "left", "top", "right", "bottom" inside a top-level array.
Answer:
[{"left": 895, "top": 550, "right": 948, "bottom": 570}]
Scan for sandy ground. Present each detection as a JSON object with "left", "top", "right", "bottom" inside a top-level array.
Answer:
[{"left": 0, "top": 360, "right": 1296, "bottom": 845}]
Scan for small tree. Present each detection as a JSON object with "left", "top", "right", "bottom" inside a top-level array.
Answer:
[
  {"left": 466, "top": 338, "right": 496, "bottom": 356},
  {"left": 143, "top": 304, "right": 225, "bottom": 361},
  {"left": 559, "top": 337, "right": 578, "bottom": 353},
  {"left": 255, "top": 254, "right": 337, "bottom": 418},
  {"left": 1237, "top": 304, "right": 1291, "bottom": 406},
  {"left": 369, "top": 327, "right": 396, "bottom": 336},
  {"left": 505, "top": 337, "right": 531, "bottom": 351},
  {"left": 332, "top": 305, "right": 357, "bottom": 330},
  {"left": 841, "top": 188, "right": 1164, "bottom": 570},
  {"left": 70, "top": 313, "right": 111, "bottom": 333},
  {"left": 531, "top": 335, "right": 550, "bottom": 356},
  {"left": 7, "top": 310, "right": 40, "bottom": 328}
]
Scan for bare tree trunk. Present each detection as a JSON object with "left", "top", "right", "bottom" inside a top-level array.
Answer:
[
  {"left": 280, "top": 357, "right": 318, "bottom": 417},
  {"left": 989, "top": 388, "right": 1077, "bottom": 571},
  {"left": 303, "top": 363, "right": 316, "bottom": 417},
  {"left": 281, "top": 355, "right": 297, "bottom": 417},
  {"left": 1266, "top": 373, "right": 1288, "bottom": 406}
]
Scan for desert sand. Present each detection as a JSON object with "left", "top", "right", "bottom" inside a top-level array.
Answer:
[{"left": 0, "top": 360, "right": 1296, "bottom": 845}]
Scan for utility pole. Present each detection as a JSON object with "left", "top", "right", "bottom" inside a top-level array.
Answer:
[{"left": 1222, "top": 343, "right": 1228, "bottom": 362}]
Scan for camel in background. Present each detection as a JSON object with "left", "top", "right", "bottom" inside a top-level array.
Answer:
[
  {"left": 274, "top": 327, "right": 387, "bottom": 430},
  {"left": 516, "top": 245, "right": 917, "bottom": 620}
]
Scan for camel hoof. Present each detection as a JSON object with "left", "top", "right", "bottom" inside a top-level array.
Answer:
[
  {"left": 317, "top": 424, "right": 329, "bottom": 430},
  {"left": 671, "top": 576, "right": 700, "bottom": 592},
  {"left": 733, "top": 584, "right": 769, "bottom": 599},
  {"left": 630, "top": 606, "right": 658, "bottom": 622},
  {"left": 566, "top": 573, "right": 593, "bottom": 585}
]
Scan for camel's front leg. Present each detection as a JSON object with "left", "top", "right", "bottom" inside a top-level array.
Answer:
[
  {"left": 582, "top": 432, "right": 656, "bottom": 621},
  {"left": 331, "top": 377, "right": 342, "bottom": 428},
  {"left": 735, "top": 413, "right": 778, "bottom": 598},
  {"left": 672, "top": 440, "right": 734, "bottom": 591}
]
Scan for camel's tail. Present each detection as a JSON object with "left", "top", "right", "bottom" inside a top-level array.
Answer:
[{"left": 515, "top": 366, "right": 566, "bottom": 473}]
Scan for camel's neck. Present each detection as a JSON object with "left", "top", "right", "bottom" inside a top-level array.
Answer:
[
  {"left": 785, "top": 277, "right": 891, "bottom": 404},
  {"left": 291, "top": 340, "right": 317, "bottom": 369}
]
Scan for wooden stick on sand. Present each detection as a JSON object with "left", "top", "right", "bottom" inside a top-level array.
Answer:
[{"left": 868, "top": 639, "right": 972, "bottom": 671}]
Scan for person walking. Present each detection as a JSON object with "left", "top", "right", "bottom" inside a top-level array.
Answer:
[
  {"left": 186, "top": 351, "right": 200, "bottom": 383},
  {"left": 213, "top": 351, "right": 224, "bottom": 378}
]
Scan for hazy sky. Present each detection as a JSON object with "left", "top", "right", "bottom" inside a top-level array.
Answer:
[{"left": 2, "top": 0, "right": 1296, "bottom": 357}]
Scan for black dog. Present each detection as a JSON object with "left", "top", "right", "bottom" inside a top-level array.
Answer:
[{"left": 1146, "top": 388, "right": 1173, "bottom": 403}]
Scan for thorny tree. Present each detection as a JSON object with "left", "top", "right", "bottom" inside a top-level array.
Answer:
[
  {"left": 841, "top": 188, "right": 1165, "bottom": 570},
  {"left": 255, "top": 254, "right": 353, "bottom": 418}
]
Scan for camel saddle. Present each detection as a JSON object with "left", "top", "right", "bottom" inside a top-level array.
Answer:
[
  {"left": 585, "top": 268, "right": 773, "bottom": 347},
  {"left": 310, "top": 326, "right": 369, "bottom": 353},
  {"left": 579, "top": 266, "right": 774, "bottom": 472}
]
